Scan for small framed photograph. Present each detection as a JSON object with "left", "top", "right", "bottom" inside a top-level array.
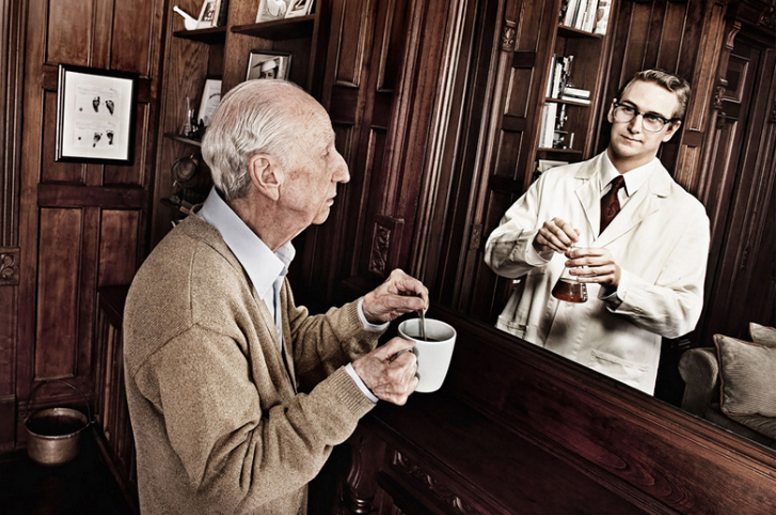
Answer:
[
  {"left": 55, "top": 64, "right": 137, "bottom": 164},
  {"left": 197, "top": 78, "right": 222, "bottom": 127},
  {"left": 285, "top": 0, "right": 314, "bottom": 18},
  {"left": 256, "top": 0, "right": 289, "bottom": 23},
  {"left": 537, "top": 159, "right": 569, "bottom": 173},
  {"left": 246, "top": 51, "right": 292, "bottom": 80},
  {"left": 196, "top": 0, "right": 219, "bottom": 29}
]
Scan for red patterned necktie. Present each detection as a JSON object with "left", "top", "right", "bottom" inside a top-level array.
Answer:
[{"left": 600, "top": 175, "right": 625, "bottom": 233}]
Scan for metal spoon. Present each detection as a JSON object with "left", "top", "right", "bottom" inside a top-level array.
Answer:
[{"left": 418, "top": 309, "right": 427, "bottom": 341}]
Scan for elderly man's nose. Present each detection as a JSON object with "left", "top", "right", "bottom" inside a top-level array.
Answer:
[{"left": 334, "top": 152, "right": 350, "bottom": 183}]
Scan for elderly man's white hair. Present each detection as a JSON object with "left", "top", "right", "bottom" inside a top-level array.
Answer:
[{"left": 201, "top": 79, "right": 309, "bottom": 201}]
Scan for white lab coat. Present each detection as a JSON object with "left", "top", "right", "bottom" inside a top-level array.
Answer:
[{"left": 484, "top": 152, "right": 710, "bottom": 394}]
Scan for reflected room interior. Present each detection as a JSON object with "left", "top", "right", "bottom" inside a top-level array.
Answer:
[{"left": 0, "top": 0, "right": 775, "bottom": 514}]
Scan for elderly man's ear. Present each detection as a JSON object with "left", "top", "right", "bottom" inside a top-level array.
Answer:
[{"left": 249, "top": 153, "right": 284, "bottom": 201}]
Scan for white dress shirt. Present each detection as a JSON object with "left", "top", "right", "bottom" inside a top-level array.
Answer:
[{"left": 196, "top": 187, "right": 382, "bottom": 402}]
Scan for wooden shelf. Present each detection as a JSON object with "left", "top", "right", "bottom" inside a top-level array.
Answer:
[
  {"left": 537, "top": 147, "right": 583, "bottom": 155},
  {"left": 545, "top": 97, "right": 592, "bottom": 107},
  {"left": 163, "top": 132, "right": 202, "bottom": 147},
  {"left": 557, "top": 24, "right": 603, "bottom": 39},
  {"left": 173, "top": 26, "right": 227, "bottom": 44},
  {"left": 231, "top": 15, "right": 315, "bottom": 40}
]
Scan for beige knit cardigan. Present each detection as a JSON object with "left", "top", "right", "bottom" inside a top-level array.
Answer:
[{"left": 123, "top": 216, "right": 379, "bottom": 514}]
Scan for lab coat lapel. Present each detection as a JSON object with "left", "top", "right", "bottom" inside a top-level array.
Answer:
[
  {"left": 573, "top": 157, "right": 601, "bottom": 238},
  {"left": 595, "top": 161, "right": 672, "bottom": 248}
]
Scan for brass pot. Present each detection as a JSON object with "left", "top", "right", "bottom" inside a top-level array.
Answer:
[{"left": 26, "top": 407, "right": 89, "bottom": 466}]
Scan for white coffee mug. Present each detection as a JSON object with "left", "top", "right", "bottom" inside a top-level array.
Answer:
[{"left": 398, "top": 318, "right": 456, "bottom": 393}]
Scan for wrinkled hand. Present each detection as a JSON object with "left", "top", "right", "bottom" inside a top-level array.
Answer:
[
  {"left": 566, "top": 247, "right": 622, "bottom": 293},
  {"left": 362, "top": 269, "right": 429, "bottom": 324},
  {"left": 352, "top": 338, "right": 419, "bottom": 405},
  {"left": 533, "top": 217, "right": 581, "bottom": 254}
]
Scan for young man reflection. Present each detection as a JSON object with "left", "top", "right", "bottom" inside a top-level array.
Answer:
[{"left": 485, "top": 69, "right": 710, "bottom": 395}]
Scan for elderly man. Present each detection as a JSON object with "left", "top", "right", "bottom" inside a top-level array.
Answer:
[
  {"left": 485, "top": 69, "right": 710, "bottom": 395},
  {"left": 123, "top": 80, "right": 427, "bottom": 514}
]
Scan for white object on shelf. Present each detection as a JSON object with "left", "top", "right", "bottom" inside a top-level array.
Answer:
[{"left": 173, "top": 6, "right": 198, "bottom": 31}]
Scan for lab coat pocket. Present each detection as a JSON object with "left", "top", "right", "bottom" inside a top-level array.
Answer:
[{"left": 587, "top": 349, "right": 649, "bottom": 390}]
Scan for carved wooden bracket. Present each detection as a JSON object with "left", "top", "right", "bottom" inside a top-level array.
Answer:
[
  {"left": 0, "top": 248, "right": 19, "bottom": 286},
  {"left": 501, "top": 21, "right": 516, "bottom": 52},
  {"left": 368, "top": 215, "right": 404, "bottom": 278},
  {"left": 759, "top": 6, "right": 775, "bottom": 30}
]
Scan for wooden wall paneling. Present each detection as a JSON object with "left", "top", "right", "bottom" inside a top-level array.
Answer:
[
  {"left": 454, "top": 0, "right": 556, "bottom": 323},
  {"left": 417, "top": 0, "right": 495, "bottom": 308},
  {"left": 355, "top": 0, "right": 413, "bottom": 283},
  {"left": 16, "top": 0, "right": 165, "bottom": 452},
  {"left": 0, "top": 0, "right": 25, "bottom": 452},
  {"left": 675, "top": 0, "right": 728, "bottom": 192},
  {"left": 98, "top": 209, "right": 141, "bottom": 287},
  {"left": 698, "top": 32, "right": 776, "bottom": 344},
  {"left": 34, "top": 207, "right": 83, "bottom": 379},
  {"left": 111, "top": 0, "right": 154, "bottom": 75},
  {"left": 45, "top": 0, "right": 93, "bottom": 66}
]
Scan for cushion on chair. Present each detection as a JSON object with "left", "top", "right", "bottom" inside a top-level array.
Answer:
[
  {"left": 714, "top": 334, "right": 776, "bottom": 422},
  {"left": 749, "top": 322, "right": 776, "bottom": 347}
]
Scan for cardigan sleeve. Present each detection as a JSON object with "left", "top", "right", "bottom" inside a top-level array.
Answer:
[
  {"left": 281, "top": 279, "right": 384, "bottom": 386},
  {"left": 133, "top": 325, "right": 375, "bottom": 513}
]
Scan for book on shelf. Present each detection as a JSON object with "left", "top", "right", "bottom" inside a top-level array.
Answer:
[
  {"left": 560, "top": 0, "right": 610, "bottom": 34},
  {"left": 594, "top": 0, "right": 612, "bottom": 35},
  {"left": 547, "top": 55, "right": 574, "bottom": 99},
  {"left": 539, "top": 103, "right": 558, "bottom": 148}
]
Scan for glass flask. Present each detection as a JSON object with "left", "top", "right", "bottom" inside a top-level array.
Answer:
[{"left": 551, "top": 251, "right": 588, "bottom": 303}]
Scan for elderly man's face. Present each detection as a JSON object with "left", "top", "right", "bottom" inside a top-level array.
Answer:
[{"left": 282, "top": 102, "right": 350, "bottom": 227}]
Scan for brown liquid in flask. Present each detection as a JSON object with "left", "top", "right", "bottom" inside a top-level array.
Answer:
[{"left": 552, "top": 278, "right": 588, "bottom": 303}]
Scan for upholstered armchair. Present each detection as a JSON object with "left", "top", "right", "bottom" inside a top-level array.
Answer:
[{"left": 678, "top": 323, "right": 776, "bottom": 449}]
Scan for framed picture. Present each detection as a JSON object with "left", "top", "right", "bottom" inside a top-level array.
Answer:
[
  {"left": 285, "top": 0, "right": 314, "bottom": 18},
  {"left": 537, "top": 159, "right": 569, "bottom": 173},
  {"left": 55, "top": 64, "right": 137, "bottom": 164},
  {"left": 246, "top": 51, "right": 292, "bottom": 81},
  {"left": 197, "top": 78, "right": 222, "bottom": 127},
  {"left": 256, "top": 0, "right": 289, "bottom": 23},
  {"left": 196, "top": 0, "right": 219, "bottom": 29}
]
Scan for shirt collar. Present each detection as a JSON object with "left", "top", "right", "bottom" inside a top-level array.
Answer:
[
  {"left": 600, "top": 152, "right": 656, "bottom": 197},
  {"left": 196, "top": 187, "right": 295, "bottom": 300}
]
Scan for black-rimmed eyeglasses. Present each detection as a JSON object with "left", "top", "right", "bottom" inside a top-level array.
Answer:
[{"left": 612, "top": 102, "right": 679, "bottom": 133}]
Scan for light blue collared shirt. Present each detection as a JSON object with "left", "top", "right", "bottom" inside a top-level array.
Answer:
[{"left": 196, "top": 187, "right": 382, "bottom": 402}]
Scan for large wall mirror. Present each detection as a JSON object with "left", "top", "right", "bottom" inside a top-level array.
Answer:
[
  {"left": 291, "top": 0, "right": 775, "bottom": 473},
  {"left": 413, "top": 0, "right": 775, "bottom": 454}
]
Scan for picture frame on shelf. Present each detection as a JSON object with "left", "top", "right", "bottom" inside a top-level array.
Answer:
[
  {"left": 196, "top": 0, "right": 219, "bottom": 29},
  {"left": 256, "top": 0, "right": 290, "bottom": 23},
  {"left": 55, "top": 64, "right": 137, "bottom": 164},
  {"left": 197, "top": 78, "right": 222, "bottom": 128},
  {"left": 246, "top": 51, "right": 292, "bottom": 81},
  {"left": 537, "top": 159, "right": 569, "bottom": 173},
  {"left": 285, "top": 0, "right": 314, "bottom": 18}
]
